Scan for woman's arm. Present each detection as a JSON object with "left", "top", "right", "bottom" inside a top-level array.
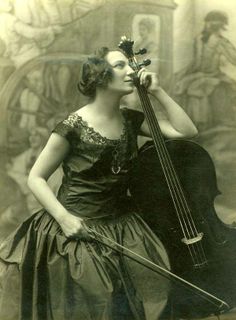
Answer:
[
  {"left": 219, "top": 36, "right": 236, "bottom": 65},
  {"left": 27, "top": 133, "right": 86, "bottom": 238},
  {"left": 137, "top": 70, "right": 198, "bottom": 139}
]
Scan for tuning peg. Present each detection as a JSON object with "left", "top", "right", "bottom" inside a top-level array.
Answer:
[
  {"left": 121, "top": 35, "right": 128, "bottom": 42},
  {"left": 135, "top": 48, "right": 147, "bottom": 55},
  {"left": 139, "top": 59, "right": 151, "bottom": 67}
]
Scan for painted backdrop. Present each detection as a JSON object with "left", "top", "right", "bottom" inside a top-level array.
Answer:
[{"left": 0, "top": 0, "right": 235, "bottom": 241}]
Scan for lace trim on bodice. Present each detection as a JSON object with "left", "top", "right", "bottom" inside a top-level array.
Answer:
[
  {"left": 63, "top": 111, "right": 127, "bottom": 146},
  {"left": 62, "top": 111, "right": 129, "bottom": 174}
]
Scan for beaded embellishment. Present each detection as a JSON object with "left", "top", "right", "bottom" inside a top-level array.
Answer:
[{"left": 110, "top": 133, "right": 127, "bottom": 174}]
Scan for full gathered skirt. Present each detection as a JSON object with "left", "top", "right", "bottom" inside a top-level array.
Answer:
[{"left": 0, "top": 210, "right": 170, "bottom": 320}]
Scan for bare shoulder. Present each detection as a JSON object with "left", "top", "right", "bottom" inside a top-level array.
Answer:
[
  {"left": 73, "top": 104, "right": 104, "bottom": 128},
  {"left": 73, "top": 105, "right": 91, "bottom": 117},
  {"left": 73, "top": 104, "right": 95, "bottom": 122}
]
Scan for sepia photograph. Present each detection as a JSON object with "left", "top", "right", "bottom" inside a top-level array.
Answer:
[{"left": 0, "top": 0, "right": 236, "bottom": 319}]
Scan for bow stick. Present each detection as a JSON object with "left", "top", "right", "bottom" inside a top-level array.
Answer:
[{"left": 85, "top": 226, "right": 229, "bottom": 315}]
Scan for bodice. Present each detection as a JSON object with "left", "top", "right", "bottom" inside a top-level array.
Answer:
[{"left": 52, "top": 107, "right": 144, "bottom": 218}]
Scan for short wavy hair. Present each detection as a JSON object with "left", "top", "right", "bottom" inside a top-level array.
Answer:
[
  {"left": 204, "top": 10, "right": 228, "bottom": 25},
  {"left": 78, "top": 47, "right": 114, "bottom": 98}
]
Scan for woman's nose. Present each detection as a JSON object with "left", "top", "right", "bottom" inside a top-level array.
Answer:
[{"left": 127, "top": 65, "right": 135, "bottom": 77}]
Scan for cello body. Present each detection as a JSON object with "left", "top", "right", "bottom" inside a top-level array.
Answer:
[{"left": 129, "top": 140, "right": 236, "bottom": 319}]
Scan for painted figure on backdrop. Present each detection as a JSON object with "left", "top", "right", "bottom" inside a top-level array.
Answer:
[
  {"left": 19, "top": 69, "right": 44, "bottom": 130},
  {"left": 44, "top": 63, "right": 72, "bottom": 109},
  {"left": 0, "top": 0, "right": 61, "bottom": 67},
  {"left": 14, "top": 0, "right": 104, "bottom": 26},
  {"left": 0, "top": 37, "right": 15, "bottom": 90},
  {"left": 174, "top": 10, "right": 236, "bottom": 131},
  {"left": 14, "top": 0, "right": 73, "bottom": 26},
  {"left": 134, "top": 17, "right": 160, "bottom": 72},
  {"left": 126, "top": 16, "right": 161, "bottom": 113},
  {"left": 15, "top": 63, "right": 74, "bottom": 133},
  {"left": 0, "top": 172, "right": 28, "bottom": 242},
  {"left": 7, "top": 127, "right": 49, "bottom": 214},
  {"left": 7, "top": 126, "right": 62, "bottom": 215},
  {"left": 0, "top": 46, "right": 197, "bottom": 319}
]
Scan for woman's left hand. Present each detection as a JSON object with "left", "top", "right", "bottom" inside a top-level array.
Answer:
[{"left": 137, "top": 68, "right": 160, "bottom": 93}]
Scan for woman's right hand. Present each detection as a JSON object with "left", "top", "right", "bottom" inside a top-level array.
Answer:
[{"left": 57, "top": 212, "right": 90, "bottom": 240}]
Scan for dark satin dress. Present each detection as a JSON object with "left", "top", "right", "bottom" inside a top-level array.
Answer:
[{"left": 0, "top": 108, "right": 169, "bottom": 320}]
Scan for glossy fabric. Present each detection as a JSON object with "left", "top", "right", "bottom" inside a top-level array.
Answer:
[
  {"left": 53, "top": 108, "right": 143, "bottom": 218},
  {"left": 0, "top": 108, "right": 170, "bottom": 320}
]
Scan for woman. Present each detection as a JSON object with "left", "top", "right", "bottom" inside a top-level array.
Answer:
[
  {"left": 174, "top": 10, "right": 236, "bottom": 130},
  {"left": 0, "top": 47, "right": 197, "bottom": 320},
  {"left": 133, "top": 17, "right": 160, "bottom": 72}
]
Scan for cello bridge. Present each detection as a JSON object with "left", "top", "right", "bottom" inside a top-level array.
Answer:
[{"left": 181, "top": 232, "right": 204, "bottom": 245}]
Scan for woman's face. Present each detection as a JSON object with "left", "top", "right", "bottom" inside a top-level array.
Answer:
[
  {"left": 204, "top": 21, "right": 224, "bottom": 33},
  {"left": 139, "top": 24, "right": 149, "bottom": 39},
  {"left": 105, "top": 51, "right": 135, "bottom": 96}
]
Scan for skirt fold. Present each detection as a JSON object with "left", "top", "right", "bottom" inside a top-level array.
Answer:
[{"left": 0, "top": 210, "right": 169, "bottom": 320}]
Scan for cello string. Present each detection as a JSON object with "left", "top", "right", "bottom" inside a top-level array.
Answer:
[
  {"left": 136, "top": 78, "right": 197, "bottom": 232},
  {"left": 86, "top": 227, "right": 229, "bottom": 311},
  {"left": 141, "top": 91, "right": 208, "bottom": 266},
  {"left": 138, "top": 85, "right": 207, "bottom": 266},
  {"left": 138, "top": 83, "right": 195, "bottom": 233},
  {"left": 129, "top": 55, "right": 206, "bottom": 265},
  {"left": 135, "top": 85, "right": 204, "bottom": 265},
  {"left": 135, "top": 83, "right": 199, "bottom": 263},
  {"left": 138, "top": 89, "right": 204, "bottom": 266},
  {"left": 136, "top": 82, "right": 207, "bottom": 265},
  {"left": 140, "top": 84, "right": 198, "bottom": 235},
  {"left": 141, "top": 95, "right": 208, "bottom": 265}
]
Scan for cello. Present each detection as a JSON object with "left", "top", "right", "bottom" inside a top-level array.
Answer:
[{"left": 118, "top": 37, "right": 236, "bottom": 319}]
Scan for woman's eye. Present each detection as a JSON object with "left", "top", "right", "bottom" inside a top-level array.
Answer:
[{"left": 113, "top": 63, "right": 125, "bottom": 69}]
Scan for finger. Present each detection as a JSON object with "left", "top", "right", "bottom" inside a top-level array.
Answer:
[
  {"left": 68, "top": 231, "right": 91, "bottom": 241},
  {"left": 138, "top": 68, "right": 147, "bottom": 83},
  {"left": 81, "top": 223, "right": 94, "bottom": 241},
  {"left": 137, "top": 69, "right": 147, "bottom": 86},
  {"left": 139, "top": 72, "right": 146, "bottom": 86},
  {"left": 137, "top": 67, "right": 146, "bottom": 77},
  {"left": 151, "top": 74, "right": 159, "bottom": 87},
  {"left": 141, "top": 74, "right": 151, "bottom": 87},
  {"left": 79, "top": 230, "right": 92, "bottom": 241},
  {"left": 73, "top": 224, "right": 93, "bottom": 241}
]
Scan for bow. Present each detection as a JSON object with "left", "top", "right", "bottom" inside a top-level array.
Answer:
[{"left": 85, "top": 226, "right": 229, "bottom": 316}]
